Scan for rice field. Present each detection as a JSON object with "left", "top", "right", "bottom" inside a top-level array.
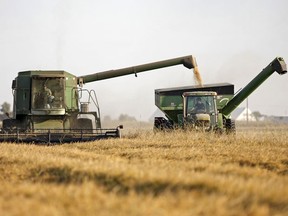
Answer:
[{"left": 0, "top": 123, "right": 287, "bottom": 216}]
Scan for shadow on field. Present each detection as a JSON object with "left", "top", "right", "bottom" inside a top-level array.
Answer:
[
  {"left": 29, "top": 166, "right": 218, "bottom": 196},
  {"left": 237, "top": 159, "right": 288, "bottom": 175}
]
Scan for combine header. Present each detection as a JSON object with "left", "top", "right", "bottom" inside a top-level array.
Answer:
[{"left": 0, "top": 56, "right": 196, "bottom": 143}]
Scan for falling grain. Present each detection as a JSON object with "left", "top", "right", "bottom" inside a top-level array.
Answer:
[{"left": 192, "top": 57, "right": 203, "bottom": 86}]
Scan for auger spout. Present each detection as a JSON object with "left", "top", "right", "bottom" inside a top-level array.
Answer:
[
  {"left": 221, "top": 57, "right": 287, "bottom": 117},
  {"left": 77, "top": 55, "right": 196, "bottom": 85}
]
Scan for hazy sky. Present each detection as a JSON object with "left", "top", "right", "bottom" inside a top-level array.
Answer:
[{"left": 1, "top": 0, "right": 287, "bottom": 121}]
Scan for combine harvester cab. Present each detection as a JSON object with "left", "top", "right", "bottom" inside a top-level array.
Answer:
[
  {"left": 0, "top": 55, "right": 196, "bottom": 144},
  {"left": 154, "top": 57, "right": 287, "bottom": 133}
]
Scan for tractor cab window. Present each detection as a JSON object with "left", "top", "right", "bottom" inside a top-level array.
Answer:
[
  {"left": 31, "top": 77, "right": 65, "bottom": 109},
  {"left": 187, "top": 96, "right": 216, "bottom": 114}
]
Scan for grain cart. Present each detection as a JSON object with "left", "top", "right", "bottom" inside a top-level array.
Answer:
[
  {"left": 0, "top": 55, "right": 196, "bottom": 143},
  {"left": 154, "top": 57, "right": 287, "bottom": 133}
]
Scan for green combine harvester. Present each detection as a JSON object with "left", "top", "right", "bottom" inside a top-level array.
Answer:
[
  {"left": 154, "top": 57, "right": 287, "bottom": 133},
  {"left": 0, "top": 56, "right": 196, "bottom": 143}
]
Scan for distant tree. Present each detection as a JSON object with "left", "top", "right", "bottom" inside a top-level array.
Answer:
[
  {"left": 252, "top": 111, "right": 262, "bottom": 121},
  {"left": 1, "top": 102, "right": 11, "bottom": 114},
  {"left": 118, "top": 114, "right": 137, "bottom": 122}
]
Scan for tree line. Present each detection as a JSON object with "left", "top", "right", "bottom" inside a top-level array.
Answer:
[{"left": 0, "top": 102, "right": 11, "bottom": 114}]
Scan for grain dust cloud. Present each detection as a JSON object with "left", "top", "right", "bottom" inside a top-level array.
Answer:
[{"left": 192, "top": 57, "right": 203, "bottom": 86}]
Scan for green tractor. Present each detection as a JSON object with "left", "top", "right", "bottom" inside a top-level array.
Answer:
[
  {"left": 0, "top": 55, "right": 196, "bottom": 143},
  {"left": 154, "top": 57, "right": 287, "bottom": 133}
]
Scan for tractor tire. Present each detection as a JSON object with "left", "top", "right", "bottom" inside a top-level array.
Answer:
[
  {"left": 225, "top": 119, "right": 236, "bottom": 134},
  {"left": 154, "top": 117, "right": 173, "bottom": 131}
]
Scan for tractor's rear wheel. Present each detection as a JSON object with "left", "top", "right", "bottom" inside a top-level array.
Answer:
[{"left": 225, "top": 119, "right": 236, "bottom": 134}]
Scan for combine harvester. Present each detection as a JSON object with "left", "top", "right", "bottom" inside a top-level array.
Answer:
[
  {"left": 154, "top": 57, "right": 287, "bottom": 133},
  {"left": 0, "top": 56, "right": 196, "bottom": 143}
]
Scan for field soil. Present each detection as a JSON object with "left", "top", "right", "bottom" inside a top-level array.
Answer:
[{"left": 0, "top": 123, "right": 287, "bottom": 216}]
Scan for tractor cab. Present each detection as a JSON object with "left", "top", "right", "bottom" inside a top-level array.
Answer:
[{"left": 183, "top": 91, "right": 218, "bottom": 131}]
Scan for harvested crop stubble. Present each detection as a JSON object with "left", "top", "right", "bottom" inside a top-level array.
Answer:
[{"left": 0, "top": 127, "right": 287, "bottom": 216}]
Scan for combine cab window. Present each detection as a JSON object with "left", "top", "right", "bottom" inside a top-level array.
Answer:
[
  {"left": 187, "top": 96, "right": 216, "bottom": 114},
  {"left": 31, "top": 77, "right": 65, "bottom": 109}
]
